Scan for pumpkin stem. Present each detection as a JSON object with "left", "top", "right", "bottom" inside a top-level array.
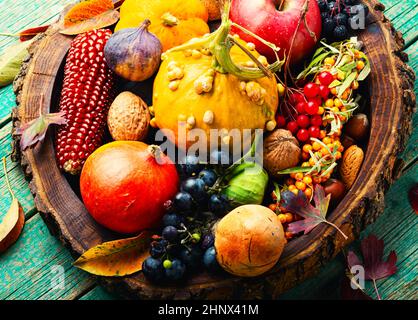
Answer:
[{"left": 161, "top": 12, "right": 179, "bottom": 27}]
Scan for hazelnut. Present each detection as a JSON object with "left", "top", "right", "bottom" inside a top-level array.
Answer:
[
  {"left": 344, "top": 113, "right": 369, "bottom": 142},
  {"left": 341, "top": 135, "right": 356, "bottom": 149},
  {"left": 323, "top": 179, "right": 346, "bottom": 205}
]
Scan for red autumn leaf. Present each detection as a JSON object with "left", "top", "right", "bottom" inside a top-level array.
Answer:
[
  {"left": 409, "top": 184, "right": 418, "bottom": 214},
  {"left": 347, "top": 234, "right": 397, "bottom": 281},
  {"left": 347, "top": 234, "right": 397, "bottom": 300},
  {"left": 282, "top": 185, "right": 348, "bottom": 239},
  {"left": 18, "top": 25, "right": 50, "bottom": 42},
  {"left": 15, "top": 112, "right": 67, "bottom": 150},
  {"left": 340, "top": 276, "right": 373, "bottom": 300}
]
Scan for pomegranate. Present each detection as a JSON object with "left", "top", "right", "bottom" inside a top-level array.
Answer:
[{"left": 80, "top": 141, "right": 179, "bottom": 234}]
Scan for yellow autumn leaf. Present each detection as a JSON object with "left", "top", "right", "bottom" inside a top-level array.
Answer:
[
  {"left": 0, "top": 158, "right": 25, "bottom": 253},
  {"left": 73, "top": 231, "right": 152, "bottom": 276}
]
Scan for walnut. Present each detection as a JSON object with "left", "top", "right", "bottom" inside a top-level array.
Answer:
[{"left": 263, "top": 129, "right": 301, "bottom": 178}]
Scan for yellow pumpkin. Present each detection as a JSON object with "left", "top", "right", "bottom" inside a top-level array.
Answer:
[
  {"left": 115, "top": 0, "right": 210, "bottom": 52},
  {"left": 151, "top": 12, "right": 284, "bottom": 150}
]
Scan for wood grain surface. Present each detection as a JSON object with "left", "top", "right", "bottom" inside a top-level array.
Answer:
[{"left": 0, "top": 0, "right": 416, "bottom": 300}]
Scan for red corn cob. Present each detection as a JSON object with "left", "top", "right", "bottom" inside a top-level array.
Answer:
[{"left": 56, "top": 29, "right": 115, "bottom": 175}]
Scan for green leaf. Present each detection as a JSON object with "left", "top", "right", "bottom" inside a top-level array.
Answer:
[
  {"left": 357, "top": 60, "right": 371, "bottom": 81},
  {"left": 277, "top": 166, "right": 314, "bottom": 175},
  {"left": 329, "top": 80, "right": 342, "bottom": 88},
  {"left": 298, "top": 52, "right": 330, "bottom": 79},
  {"left": 340, "top": 61, "right": 357, "bottom": 72},
  {"left": 0, "top": 40, "right": 33, "bottom": 87},
  {"left": 338, "top": 71, "right": 357, "bottom": 96}
]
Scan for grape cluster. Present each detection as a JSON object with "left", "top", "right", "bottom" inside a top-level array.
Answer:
[
  {"left": 318, "top": 0, "right": 370, "bottom": 41},
  {"left": 175, "top": 151, "right": 232, "bottom": 217},
  {"left": 142, "top": 151, "right": 232, "bottom": 284}
]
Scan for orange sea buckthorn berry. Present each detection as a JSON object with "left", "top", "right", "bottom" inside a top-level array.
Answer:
[
  {"left": 302, "top": 152, "right": 310, "bottom": 160},
  {"left": 334, "top": 99, "right": 343, "bottom": 108},
  {"left": 319, "top": 130, "right": 327, "bottom": 139},
  {"left": 291, "top": 189, "right": 299, "bottom": 195},
  {"left": 285, "top": 213, "right": 294, "bottom": 223},
  {"left": 335, "top": 151, "right": 342, "bottom": 160},
  {"left": 356, "top": 60, "right": 365, "bottom": 70},
  {"left": 341, "top": 92, "right": 349, "bottom": 101},
  {"left": 302, "top": 162, "right": 310, "bottom": 167},
  {"left": 337, "top": 70, "right": 346, "bottom": 81},
  {"left": 352, "top": 80, "right": 359, "bottom": 90},
  {"left": 323, "top": 137, "right": 332, "bottom": 144},
  {"left": 290, "top": 173, "right": 297, "bottom": 179},
  {"left": 324, "top": 57, "right": 336, "bottom": 66},
  {"left": 295, "top": 172, "right": 304, "bottom": 181},
  {"left": 288, "top": 185, "right": 297, "bottom": 192},
  {"left": 312, "top": 141, "right": 322, "bottom": 151},
  {"left": 303, "top": 144, "right": 313, "bottom": 153},
  {"left": 269, "top": 203, "right": 278, "bottom": 212},
  {"left": 295, "top": 181, "right": 307, "bottom": 191},
  {"left": 340, "top": 115, "right": 347, "bottom": 122},
  {"left": 309, "top": 158, "right": 316, "bottom": 166},
  {"left": 278, "top": 214, "right": 287, "bottom": 224},
  {"left": 331, "top": 87, "right": 338, "bottom": 95},
  {"left": 325, "top": 99, "right": 334, "bottom": 108},
  {"left": 303, "top": 176, "right": 313, "bottom": 185},
  {"left": 313, "top": 176, "right": 322, "bottom": 184},
  {"left": 321, "top": 147, "right": 330, "bottom": 156},
  {"left": 304, "top": 187, "right": 313, "bottom": 198},
  {"left": 318, "top": 106, "right": 325, "bottom": 115}
]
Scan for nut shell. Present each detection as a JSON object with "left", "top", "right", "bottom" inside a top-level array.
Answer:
[
  {"left": 339, "top": 145, "right": 364, "bottom": 189},
  {"left": 344, "top": 113, "right": 369, "bottom": 142},
  {"left": 108, "top": 92, "right": 150, "bottom": 141},
  {"left": 323, "top": 179, "right": 346, "bottom": 205},
  {"left": 263, "top": 129, "right": 301, "bottom": 178}
]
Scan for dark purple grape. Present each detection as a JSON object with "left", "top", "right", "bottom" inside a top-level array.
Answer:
[
  {"left": 162, "top": 213, "right": 184, "bottom": 228},
  {"left": 142, "top": 257, "right": 165, "bottom": 283},
  {"left": 162, "top": 226, "right": 179, "bottom": 242},
  {"left": 179, "top": 245, "right": 203, "bottom": 271},
  {"left": 334, "top": 13, "right": 348, "bottom": 26},
  {"left": 150, "top": 240, "right": 167, "bottom": 258},
  {"left": 344, "top": 0, "right": 359, "bottom": 5},
  {"left": 317, "top": 0, "right": 328, "bottom": 12},
  {"left": 165, "top": 259, "right": 186, "bottom": 281},
  {"left": 321, "top": 11, "right": 330, "bottom": 21},
  {"left": 177, "top": 154, "right": 201, "bottom": 177},
  {"left": 323, "top": 17, "right": 336, "bottom": 36},
  {"left": 174, "top": 192, "right": 193, "bottom": 212},
  {"left": 333, "top": 25, "right": 349, "bottom": 40},
  {"left": 201, "top": 234, "right": 215, "bottom": 251},
  {"left": 181, "top": 178, "right": 207, "bottom": 202},
  {"left": 209, "top": 194, "right": 228, "bottom": 217},
  {"left": 198, "top": 169, "right": 218, "bottom": 187},
  {"left": 203, "top": 247, "right": 223, "bottom": 273}
]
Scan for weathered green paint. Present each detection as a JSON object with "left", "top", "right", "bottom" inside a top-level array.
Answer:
[
  {"left": 0, "top": 0, "right": 416, "bottom": 300},
  {"left": 0, "top": 214, "right": 95, "bottom": 300}
]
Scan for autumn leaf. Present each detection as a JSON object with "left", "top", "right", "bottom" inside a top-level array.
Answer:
[
  {"left": 18, "top": 25, "right": 50, "bottom": 42},
  {"left": 0, "top": 158, "right": 25, "bottom": 253},
  {"left": 15, "top": 111, "right": 67, "bottom": 151},
  {"left": 0, "top": 40, "right": 33, "bottom": 87},
  {"left": 282, "top": 185, "right": 348, "bottom": 239},
  {"left": 63, "top": 0, "right": 114, "bottom": 28},
  {"left": 74, "top": 231, "right": 152, "bottom": 277},
  {"left": 347, "top": 234, "right": 397, "bottom": 300},
  {"left": 340, "top": 275, "right": 373, "bottom": 300},
  {"left": 60, "top": 9, "right": 120, "bottom": 36}
]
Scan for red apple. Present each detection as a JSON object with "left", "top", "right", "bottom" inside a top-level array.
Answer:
[{"left": 230, "top": 0, "right": 322, "bottom": 64}]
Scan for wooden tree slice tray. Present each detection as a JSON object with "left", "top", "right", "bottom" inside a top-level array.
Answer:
[{"left": 11, "top": 0, "right": 416, "bottom": 299}]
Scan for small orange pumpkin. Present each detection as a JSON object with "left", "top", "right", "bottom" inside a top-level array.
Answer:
[{"left": 115, "top": 0, "right": 210, "bottom": 52}]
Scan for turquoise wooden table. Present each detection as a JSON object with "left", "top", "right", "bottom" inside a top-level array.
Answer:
[{"left": 0, "top": 0, "right": 416, "bottom": 300}]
